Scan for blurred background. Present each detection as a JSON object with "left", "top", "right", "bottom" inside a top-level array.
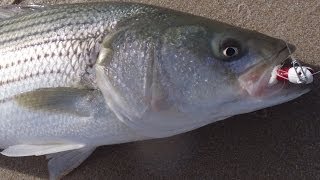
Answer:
[{"left": 0, "top": 0, "right": 319, "bottom": 179}]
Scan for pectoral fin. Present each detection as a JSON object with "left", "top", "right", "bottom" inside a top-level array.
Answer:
[
  {"left": 1, "top": 143, "right": 85, "bottom": 157},
  {"left": 15, "top": 87, "right": 92, "bottom": 116},
  {"left": 2, "top": 144, "right": 95, "bottom": 180}
]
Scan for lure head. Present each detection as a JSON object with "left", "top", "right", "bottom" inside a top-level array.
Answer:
[{"left": 288, "top": 66, "right": 314, "bottom": 84}]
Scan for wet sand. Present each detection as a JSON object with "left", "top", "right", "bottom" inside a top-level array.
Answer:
[{"left": 0, "top": 0, "right": 319, "bottom": 179}]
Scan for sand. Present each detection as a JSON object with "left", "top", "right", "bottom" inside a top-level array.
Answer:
[{"left": 0, "top": 0, "right": 319, "bottom": 179}]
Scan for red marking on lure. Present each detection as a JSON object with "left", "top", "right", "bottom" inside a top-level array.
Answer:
[{"left": 276, "top": 67, "right": 290, "bottom": 82}]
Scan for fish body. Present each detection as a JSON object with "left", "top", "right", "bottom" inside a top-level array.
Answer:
[
  {"left": 0, "top": 3, "right": 157, "bottom": 99},
  {"left": 0, "top": 3, "right": 152, "bottom": 149},
  {"left": 0, "top": 2, "right": 309, "bottom": 179}
]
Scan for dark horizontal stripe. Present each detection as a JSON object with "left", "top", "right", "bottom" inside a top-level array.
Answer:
[
  {"left": 0, "top": 19, "right": 102, "bottom": 46},
  {"left": 0, "top": 35, "right": 102, "bottom": 73},
  {"left": 0, "top": 8, "right": 68, "bottom": 28},
  {"left": 0, "top": 14, "right": 68, "bottom": 36},
  {"left": 0, "top": 5, "right": 104, "bottom": 29},
  {"left": 0, "top": 29, "right": 104, "bottom": 53},
  {"left": 0, "top": 70, "right": 62, "bottom": 86},
  {"left": 0, "top": 96, "right": 13, "bottom": 104},
  {"left": 0, "top": 9, "right": 96, "bottom": 37}
]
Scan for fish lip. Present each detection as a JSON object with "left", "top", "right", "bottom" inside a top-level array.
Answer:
[{"left": 238, "top": 45, "right": 307, "bottom": 98}]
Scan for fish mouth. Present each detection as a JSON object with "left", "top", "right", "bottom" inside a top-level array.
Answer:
[{"left": 238, "top": 46, "right": 309, "bottom": 98}]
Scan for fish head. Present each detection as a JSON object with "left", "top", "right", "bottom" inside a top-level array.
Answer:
[
  {"left": 155, "top": 19, "right": 309, "bottom": 121},
  {"left": 96, "top": 13, "right": 310, "bottom": 137}
]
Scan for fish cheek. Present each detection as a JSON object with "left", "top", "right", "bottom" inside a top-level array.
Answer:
[{"left": 158, "top": 31, "right": 239, "bottom": 113}]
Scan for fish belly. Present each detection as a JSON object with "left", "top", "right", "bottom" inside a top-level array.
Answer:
[{"left": 0, "top": 97, "right": 145, "bottom": 149}]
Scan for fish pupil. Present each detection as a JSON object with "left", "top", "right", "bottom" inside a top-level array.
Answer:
[{"left": 224, "top": 47, "right": 237, "bottom": 57}]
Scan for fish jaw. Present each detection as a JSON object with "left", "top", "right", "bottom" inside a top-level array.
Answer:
[{"left": 237, "top": 45, "right": 309, "bottom": 98}]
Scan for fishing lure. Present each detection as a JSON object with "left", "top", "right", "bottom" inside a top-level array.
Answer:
[{"left": 269, "top": 59, "right": 315, "bottom": 85}]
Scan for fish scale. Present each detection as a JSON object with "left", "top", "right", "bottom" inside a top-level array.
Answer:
[
  {"left": 0, "top": 38, "right": 96, "bottom": 99},
  {"left": 0, "top": 3, "right": 157, "bottom": 100}
]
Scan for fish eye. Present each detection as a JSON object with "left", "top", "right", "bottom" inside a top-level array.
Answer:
[
  {"left": 219, "top": 39, "right": 241, "bottom": 60},
  {"left": 223, "top": 47, "right": 239, "bottom": 57}
]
